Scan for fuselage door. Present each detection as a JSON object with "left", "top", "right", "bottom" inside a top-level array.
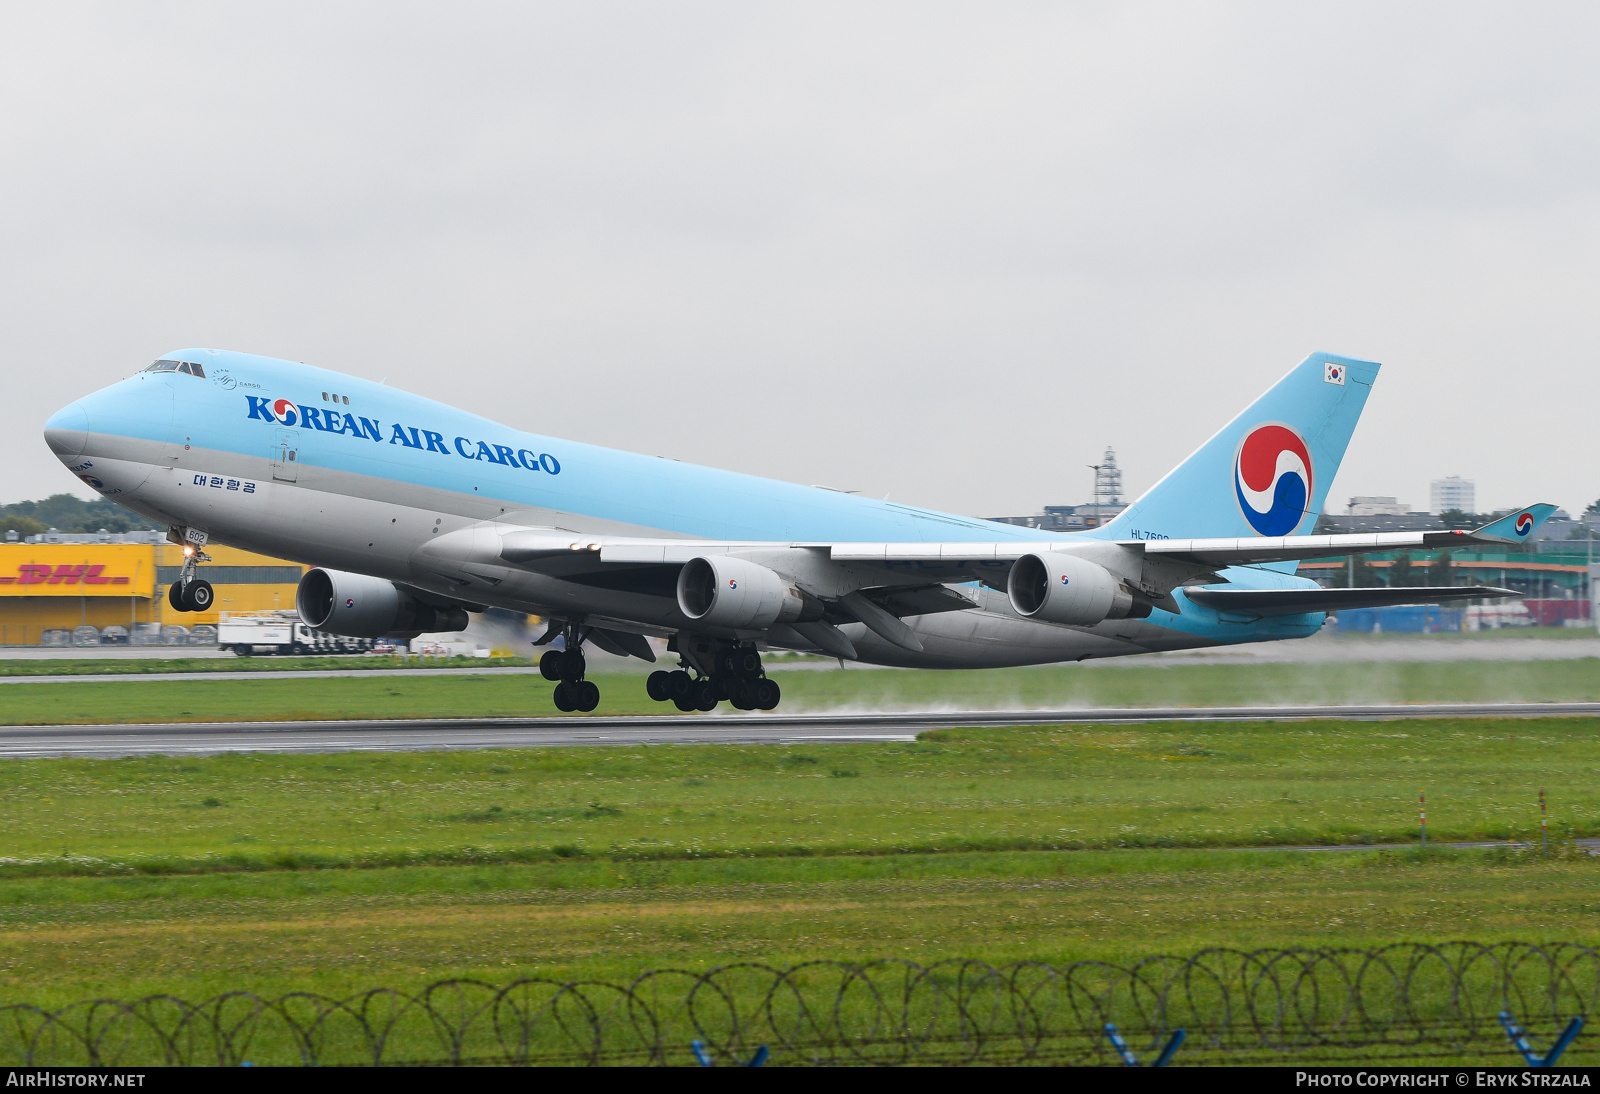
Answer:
[{"left": 272, "top": 428, "right": 300, "bottom": 482}]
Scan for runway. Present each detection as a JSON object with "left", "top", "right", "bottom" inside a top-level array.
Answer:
[{"left": 2, "top": 701, "right": 1596, "bottom": 758}]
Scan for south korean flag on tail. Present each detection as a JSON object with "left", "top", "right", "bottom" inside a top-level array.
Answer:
[{"left": 1324, "top": 361, "right": 1346, "bottom": 385}]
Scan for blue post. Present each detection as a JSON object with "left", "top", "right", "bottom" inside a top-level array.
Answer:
[
  {"left": 1499, "top": 1012, "right": 1585, "bottom": 1067},
  {"left": 691, "top": 1039, "right": 769, "bottom": 1067},
  {"left": 1104, "top": 1024, "right": 1184, "bottom": 1067},
  {"left": 1153, "top": 1029, "right": 1187, "bottom": 1068},
  {"left": 1104, "top": 1023, "right": 1139, "bottom": 1067}
]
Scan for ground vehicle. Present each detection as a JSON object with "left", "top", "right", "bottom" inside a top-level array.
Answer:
[{"left": 217, "top": 611, "right": 375, "bottom": 656}]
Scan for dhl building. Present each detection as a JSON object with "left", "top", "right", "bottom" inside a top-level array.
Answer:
[{"left": 0, "top": 537, "right": 305, "bottom": 644}]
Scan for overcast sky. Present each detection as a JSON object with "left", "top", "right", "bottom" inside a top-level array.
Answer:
[{"left": 4, "top": 3, "right": 1598, "bottom": 520}]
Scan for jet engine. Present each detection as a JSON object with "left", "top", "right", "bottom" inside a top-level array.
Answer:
[
  {"left": 1006, "top": 551, "right": 1142, "bottom": 626},
  {"left": 676, "top": 556, "right": 817, "bottom": 630},
  {"left": 296, "top": 568, "right": 470, "bottom": 638}
]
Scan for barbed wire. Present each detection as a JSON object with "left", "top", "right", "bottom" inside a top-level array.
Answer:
[{"left": 2, "top": 942, "right": 1596, "bottom": 1066}]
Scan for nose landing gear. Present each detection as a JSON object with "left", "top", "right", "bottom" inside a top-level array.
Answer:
[
  {"left": 168, "top": 578, "right": 214, "bottom": 612},
  {"left": 165, "top": 527, "right": 213, "bottom": 613},
  {"left": 539, "top": 623, "right": 600, "bottom": 712},
  {"left": 646, "top": 641, "right": 780, "bottom": 712}
]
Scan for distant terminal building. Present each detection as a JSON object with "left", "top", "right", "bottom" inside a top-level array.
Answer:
[
  {"left": 0, "top": 530, "right": 305, "bottom": 645},
  {"left": 1348, "top": 496, "right": 1411, "bottom": 517},
  {"left": 989, "top": 503, "right": 1129, "bottom": 531},
  {"left": 1317, "top": 511, "right": 1442, "bottom": 534},
  {"left": 1431, "top": 476, "right": 1475, "bottom": 515},
  {"left": 1317, "top": 495, "right": 1432, "bottom": 533}
]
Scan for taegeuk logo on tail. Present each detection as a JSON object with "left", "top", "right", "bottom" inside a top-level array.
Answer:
[{"left": 1234, "top": 424, "right": 1313, "bottom": 537}]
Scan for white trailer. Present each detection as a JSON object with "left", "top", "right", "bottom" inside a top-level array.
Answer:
[{"left": 217, "top": 611, "right": 376, "bottom": 656}]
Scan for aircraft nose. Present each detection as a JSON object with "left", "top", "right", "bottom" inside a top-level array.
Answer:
[{"left": 44, "top": 401, "right": 90, "bottom": 459}]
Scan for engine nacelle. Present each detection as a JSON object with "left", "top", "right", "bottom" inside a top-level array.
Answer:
[
  {"left": 677, "top": 556, "right": 811, "bottom": 630},
  {"left": 296, "top": 568, "right": 470, "bottom": 638},
  {"left": 1007, "top": 551, "right": 1140, "bottom": 626}
]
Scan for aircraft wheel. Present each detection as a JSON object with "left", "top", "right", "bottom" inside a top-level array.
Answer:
[
  {"left": 561, "top": 649, "right": 587, "bottom": 682},
  {"left": 646, "top": 670, "right": 671, "bottom": 702},
  {"left": 188, "top": 580, "right": 214, "bottom": 612},
  {"left": 667, "top": 669, "right": 693, "bottom": 700},
  {"left": 693, "top": 678, "right": 719, "bottom": 711},
  {"left": 552, "top": 681, "right": 576, "bottom": 712},
  {"left": 168, "top": 582, "right": 189, "bottom": 612},
  {"left": 539, "top": 649, "right": 565, "bottom": 681},
  {"left": 734, "top": 648, "right": 761, "bottom": 677},
  {"left": 574, "top": 680, "right": 600, "bottom": 712},
  {"left": 672, "top": 695, "right": 697, "bottom": 712},
  {"left": 756, "top": 679, "right": 780, "bottom": 711}
]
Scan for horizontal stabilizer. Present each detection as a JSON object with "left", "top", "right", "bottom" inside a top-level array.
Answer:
[
  {"left": 1468, "top": 504, "right": 1559, "bottom": 544},
  {"left": 1185, "top": 585, "right": 1518, "bottom": 618}
]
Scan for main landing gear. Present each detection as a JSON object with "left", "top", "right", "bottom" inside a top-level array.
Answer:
[
  {"left": 540, "top": 623, "right": 600, "bottom": 712},
  {"left": 165, "top": 527, "right": 214, "bottom": 613},
  {"left": 646, "top": 641, "right": 780, "bottom": 713}
]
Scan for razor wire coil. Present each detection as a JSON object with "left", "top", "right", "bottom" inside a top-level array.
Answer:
[{"left": 2, "top": 941, "right": 1596, "bottom": 1066}]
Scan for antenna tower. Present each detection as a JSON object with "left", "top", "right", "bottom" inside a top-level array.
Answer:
[{"left": 1093, "top": 446, "right": 1122, "bottom": 508}]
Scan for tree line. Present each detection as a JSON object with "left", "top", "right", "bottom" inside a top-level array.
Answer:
[{"left": 1, "top": 495, "right": 162, "bottom": 538}]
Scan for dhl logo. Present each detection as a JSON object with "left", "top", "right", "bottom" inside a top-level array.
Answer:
[{"left": 0, "top": 565, "right": 131, "bottom": 586}]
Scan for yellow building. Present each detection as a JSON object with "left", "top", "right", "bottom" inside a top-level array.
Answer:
[{"left": 0, "top": 540, "right": 304, "bottom": 644}]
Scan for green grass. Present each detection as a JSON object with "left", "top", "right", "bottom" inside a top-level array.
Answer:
[
  {"left": 8, "top": 848, "right": 1599, "bottom": 1065},
  {"left": 4, "top": 658, "right": 1600, "bottom": 723},
  {"left": 2, "top": 849, "right": 1596, "bottom": 1007},
  {"left": 0, "top": 654, "right": 531, "bottom": 676},
  {"left": 2, "top": 718, "right": 1596, "bottom": 875},
  {"left": 2, "top": 714, "right": 1598, "bottom": 1067}
]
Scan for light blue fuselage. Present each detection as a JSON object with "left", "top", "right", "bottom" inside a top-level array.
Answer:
[{"left": 44, "top": 349, "right": 1324, "bottom": 667}]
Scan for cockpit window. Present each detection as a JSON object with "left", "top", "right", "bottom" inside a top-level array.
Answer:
[{"left": 143, "top": 359, "right": 205, "bottom": 378}]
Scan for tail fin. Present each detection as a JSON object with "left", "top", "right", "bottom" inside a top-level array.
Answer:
[{"left": 1095, "top": 352, "right": 1379, "bottom": 542}]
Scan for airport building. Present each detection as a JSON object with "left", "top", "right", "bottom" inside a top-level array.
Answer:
[
  {"left": 1430, "top": 476, "right": 1475, "bottom": 514},
  {"left": 1347, "top": 496, "right": 1412, "bottom": 516},
  {"left": 0, "top": 533, "right": 305, "bottom": 645}
]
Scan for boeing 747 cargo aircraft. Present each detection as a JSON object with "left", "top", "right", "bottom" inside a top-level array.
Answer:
[{"left": 43, "top": 350, "right": 1545, "bottom": 712}]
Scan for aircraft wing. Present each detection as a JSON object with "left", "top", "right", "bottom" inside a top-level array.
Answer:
[
  {"left": 485, "top": 504, "right": 1555, "bottom": 651},
  {"left": 539, "top": 503, "right": 1558, "bottom": 570},
  {"left": 1184, "top": 584, "right": 1517, "bottom": 618},
  {"left": 497, "top": 502, "right": 1556, "bottom": 591},
  {"left": 1133, "top": 503, "right": 1559, "bottom": 568}
]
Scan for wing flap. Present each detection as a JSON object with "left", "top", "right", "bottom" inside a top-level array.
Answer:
[{"left": 867, "top": 583, "right": 977, "bottom": 617}]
